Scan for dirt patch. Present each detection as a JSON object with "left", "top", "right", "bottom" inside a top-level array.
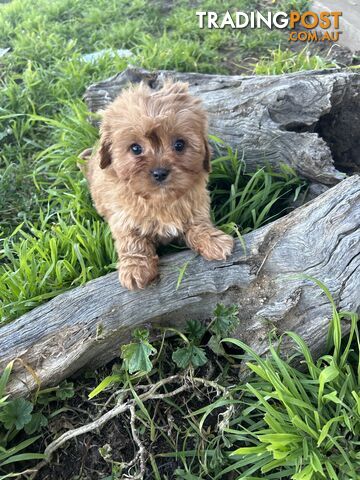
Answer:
[
  {"left": 8, "top": 345, "right": 235, "bottom": 480},
  {"left": 38, "top": 419, "right": 135, "bottom": 480}
]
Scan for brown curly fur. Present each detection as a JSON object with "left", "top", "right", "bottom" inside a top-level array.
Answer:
[{"left": 84, "top": 80, "right": 233, "bottom": 290}]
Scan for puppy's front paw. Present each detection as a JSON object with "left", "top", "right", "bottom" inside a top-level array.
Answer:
[
  {"left": 199, "top": 231, "right": 234, "bottom": 261},
  {"left": 118, "top": 255, "right": 158, "bottom": 290}
]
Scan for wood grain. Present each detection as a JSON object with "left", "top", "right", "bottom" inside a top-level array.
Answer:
[{"left": 84, "top": 67, "right": 360, "bottom": 185}]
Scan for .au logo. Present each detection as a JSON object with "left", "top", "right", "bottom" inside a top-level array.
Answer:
[{"left": 196, "top": 10, "right": 342, "bottom": 42}]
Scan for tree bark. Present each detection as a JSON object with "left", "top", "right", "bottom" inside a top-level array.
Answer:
[
  {"left": 84, "top": 67, "right": 360, "bottom": 185},
  {"left": 1, "top": 176, "right": 359, "bottom": 398}
]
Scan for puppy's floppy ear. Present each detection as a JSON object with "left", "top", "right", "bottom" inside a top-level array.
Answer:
[
  {"left": 203, "top": 139, "right": 212, "bottom": 172},
  {"left": 99, "top": 137, "right": 112, "bottom": 169},
  {"left": 98, "top": 114, "right": 113, "bottom": 169}
]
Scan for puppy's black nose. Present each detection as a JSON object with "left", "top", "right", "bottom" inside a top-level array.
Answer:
[{"left": 151, "top": 168, "right": 170, "bottom": 183}]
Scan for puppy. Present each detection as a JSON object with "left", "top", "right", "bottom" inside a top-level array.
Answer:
[{"left": 85, "top": 80, "right": 234, "bottom": 290}]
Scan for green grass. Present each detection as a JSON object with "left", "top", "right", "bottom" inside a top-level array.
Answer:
[
  {"left": 209, "top": 140, "right": 305, "bottom": 233},
  {"left": 255, "top": 47, "right": 337, "bottom": 75},
  {"left": 225, "top": 321, "right": 360, "bottom": 479}
]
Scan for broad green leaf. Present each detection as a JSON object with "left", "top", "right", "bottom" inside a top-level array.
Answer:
[
  {"left": 132, "top": 328, "right": 151, "bottom": 342},
  {"left": 210, "top": 304, "right": 239, "bottom": 337},
  {"left": 0, "top": 398, "right": 33, "bottom": 430},
  {"left": 56, "top": 380, "right": 75, "bottom": 400},
  {"left": 172, "top": 345, "right": 207, "bottom": 369},
  {"left": 24, "top": 412, "right": 48, "bottom": 435},
  {"left": 121, "top": 339, "right": 157, "bottom": 374},
  {"left": 185, "top": 320, "right": 206, "bottom": 344}
]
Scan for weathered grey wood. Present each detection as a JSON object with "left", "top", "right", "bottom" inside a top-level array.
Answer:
[
  {"left": 1, "top": 176, "right": 359, "bottom": 398},
  {"left": 84, "top": 67, "right": 360, "bottom": 185}
]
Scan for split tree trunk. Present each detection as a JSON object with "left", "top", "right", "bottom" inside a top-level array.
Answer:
[
  {"left": 84, "top": 67, "right": 360, "bottom": 185},
  {"left": 1, "top": 176, "right": 359, "bottom": 398}
]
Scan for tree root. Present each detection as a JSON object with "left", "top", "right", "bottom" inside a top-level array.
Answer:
[{"left": 36, "top": 374, "right": 228, "bottom": 479}]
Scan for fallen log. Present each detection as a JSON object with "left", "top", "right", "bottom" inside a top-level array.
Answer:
[
  {"left": 84, "top": 67, "right": 360, "bottom": 185},
  {"left": 1, "top": 175, "right": 359, "bottom": 398}
]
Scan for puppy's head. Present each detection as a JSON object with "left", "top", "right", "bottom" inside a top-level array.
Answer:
[{"left": 98, "top": 80, "right": 211, "bottom": 201}]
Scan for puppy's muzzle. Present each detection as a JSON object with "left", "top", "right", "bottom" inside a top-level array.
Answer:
[{"left": 151, "top": 168, "right": 170, "bottom": 183}]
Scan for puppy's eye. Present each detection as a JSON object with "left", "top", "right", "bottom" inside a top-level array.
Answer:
[
  {"left": 130, "top": 143, "right": 143, "bottom": 155},
  {"left": 173, "top": 139, "right": 185, "bottom": 152}
]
